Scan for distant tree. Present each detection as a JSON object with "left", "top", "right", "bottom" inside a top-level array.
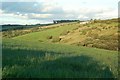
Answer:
[
  {"left": 53, "top": 20, "right": 79, "bottom": 24},
  {"left": 53, "top": 20, "right": 57, "bottom": 24},
  {"left": 90, "top": 19, "right": 93, "bottom": 21}
]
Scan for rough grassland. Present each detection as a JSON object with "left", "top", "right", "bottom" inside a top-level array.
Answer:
[
  {"left": 11, "top": 19, "right": 118, "bottom": 51},
  {"left": 2, "top": 19, "right": 118, "bottom": 78},
  {"left": 2, "top": 39, "right": 118, "bottom": 78}
]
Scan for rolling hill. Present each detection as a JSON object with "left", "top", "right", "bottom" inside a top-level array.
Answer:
[{"left": 2, "top": 18, "right": 118, "bottom": 78}]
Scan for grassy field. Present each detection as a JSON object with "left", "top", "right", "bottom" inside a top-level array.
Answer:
[
  {"left": 8, "top": 19, "right": 118, "bottom": 51},
  {"left": 2, "top": 19, "right": 118, "bottom": 78}
]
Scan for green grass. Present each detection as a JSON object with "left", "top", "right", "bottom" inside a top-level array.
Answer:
[
  {"left": 9, "top": 19, "right": 118, "bottom": 51},
  {"left": 11, "top": 23, "right": 79, "bottom": 42},
  {"left": 2, "top": 39, "right": 118, "bottom": 78},
  {"left": 2, "top": 19, "right": 118, "bottom": 78}
]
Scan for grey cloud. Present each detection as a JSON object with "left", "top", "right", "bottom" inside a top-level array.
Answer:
[
  {"left": 1, "top": 2, "right": 117, "bottom": 24},
  {"left": 1, "top": 2, "right": 64, "bottom": 14},
  {"left": 2, "top": 2, "right": 39, "bottom": 13}
]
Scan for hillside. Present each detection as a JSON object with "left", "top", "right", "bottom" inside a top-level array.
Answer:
[
  {"left": 2, "top": 39, "right": 118, "bottom": 78},
  {"left": 2, "top": 18, "right": 118, "bottom": 78},
  {"left": 4, "top": 18, "right": 118, "bottom": 51}
]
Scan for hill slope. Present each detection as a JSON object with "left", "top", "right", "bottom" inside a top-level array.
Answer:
[
  {"left": 10, "top": 19, "right": 118, "bottom": 51},
  {"left": 2, "top": 19, "right": 118, "bottom": 78},
  {"left": 2, "top": 39, "right": 118, "bottom": 78}
]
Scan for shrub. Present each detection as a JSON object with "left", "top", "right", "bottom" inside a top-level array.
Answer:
[
  {"left": 105, "top": 41, "right": 118, "bottom": 50},
  {"left": 81, "top": 31, "right": 87, "bottom": 35},
  {"left": 47, "top": 35, "right": 53, "bottom": 39},
  {"left": 93, "top": 34, "right": 99, "bottom": 39},
  {"left": 39, "top": 40, "right": 44, "bottom": 42},
  {"left": 86, "top": 31, "right": 92, "bottom": 36},
  {"left": 87, "top": 44, "right": 93, "bottom": 47},
  {"left": 31, "top": 27, "right": 39, "bottom": 32},
  {"left": 86, "top": 32, "right": 98, "bottom": 39},
  {"left": 73, "top": 27, "right": 79, "bottom": 30},
  {"left": 96, "top": 28, "right": 101, "bottom": 31},
  {"left": 86, "top": 37, "right": 93, "bottom": 41},
  {"left": 92, "top": 43, "right": 107, "bottom": 49},
  {"left": 60, "top": 30, "right": 70, "bottom": 36},
  {"left": 105, "top": 21, "right": 111, "bottom": 24},
  {"left": 98, "top": 35, "right": 115, "bottom": 40},
  {"left": 87, "top": 25, "right": 90, "bottom": 27},
  {"left": 52, "top": 36, "right": 61, "bottom": 42},
  {"left": 76, "top": 42, "right": 87, "bottom": 46}
]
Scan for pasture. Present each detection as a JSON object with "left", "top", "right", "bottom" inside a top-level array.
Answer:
[{"left": 2, "top": 19, "right": 118, "bottom": 78}]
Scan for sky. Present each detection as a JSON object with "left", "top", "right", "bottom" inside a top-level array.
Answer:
[{"left": 0, "top": 0, "right": 119, "bottom": 25}]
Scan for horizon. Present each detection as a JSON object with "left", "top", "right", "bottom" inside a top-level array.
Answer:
[
  {"left": 1, "top": 18, "right": 118, "bottom": 25},
  {"left": 0, "top": 0, "right": 119, "bottom": 25}
]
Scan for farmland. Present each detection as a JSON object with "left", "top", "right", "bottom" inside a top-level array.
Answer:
[{"left": 2, "top": 19, "right": 118, "bottom": 78}]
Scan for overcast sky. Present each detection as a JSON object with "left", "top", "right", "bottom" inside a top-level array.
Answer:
[{"left": 0, "top": 0, "right": 119, "bottom": 25}]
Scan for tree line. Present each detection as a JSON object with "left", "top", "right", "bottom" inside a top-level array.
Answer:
[{"left": 53, "top": 20, "right": 80, "bottom": 24}]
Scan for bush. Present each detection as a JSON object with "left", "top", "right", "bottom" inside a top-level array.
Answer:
[
  {"left": 93, "top": 34, "right": 99, "bottom": 39},
  {"left": 60, "top": 30, "right": 70, "bottom": 36},
  {"left": 31, "top": 27, "right": 40, "bottom": 32},
  {"left": 87, "top": 44, "right": 93, "bottom": 47},
  {"left": 81, "top": 31, "right": 87, "bottom": 35},
  {"left": 98, "top": 35, "right": 114, "bottom": 40},
  {"left": 86, "top": 37, "right": 93, "bottom": 41},
  {"left": 92, "top": 43, "right": 107, "bottom": 49},
  {"left": 92, "top": 42, "right": 118, "bottom": 50},
  {"left": 96, "top": 28, "right": 101, "bottom": 31},
  {"left": 39, "top": 40, "right": 44, "bottom": 42},
  {"left": 87, "top": 32, "right": 98, "bottom": 39},
  {"left": 76, "top": 42, "right": 86, "bottom": 46},
  {"left": 47, "top": 35, "right": 53, "bottom": 39},
  {"left": 52, "top": 36, "right": 61, "bottom": 42},
  {"left": 73, "top": 27, "right": 79, "bottom": 30},
  {"left": 105, "top": 41, "right": 118, "bottom": 50}
]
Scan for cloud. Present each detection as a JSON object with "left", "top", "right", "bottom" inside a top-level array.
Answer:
[
  {"left": 94, "top": 9, "right": 118, "bottom": 19},
  {"left": 28, "top": 13, "right": 53, "bottom": 19},
  {"left": 1, "top": 12, "right": 50, "bottom": 25},
  {"left": 1, "top": 12, "right": 28, "bottom": 19},
  {"left": 0, "top": 1, "right": 118, "bottom": 24},
  {"left": 2, "top": 2, "right": 64, "bottom": 14},
  {"left": 41, "top": 3, "right": 63, "bottom": 14},
  {"left": 0, "top": 9, "right": 3, "bottom": 14},
  {"left": 74, "top": 7, "right": 118, "bottom": 20},
  {"left": 78, "top": 15, "right": 89, "bottom": 19},
  {"left": 2, "top": 2, "right": 42, "bottom": 13}
]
